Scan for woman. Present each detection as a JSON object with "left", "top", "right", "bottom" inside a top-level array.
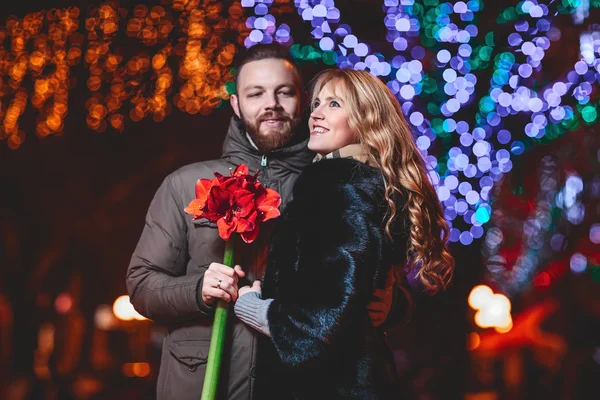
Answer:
[{"left": 234, "top": 69, "right": 454, "bottom": 399}]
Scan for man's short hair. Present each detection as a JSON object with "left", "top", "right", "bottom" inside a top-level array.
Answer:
[{"left": 233, "top": 43, "right": 302, "bottom": 93}]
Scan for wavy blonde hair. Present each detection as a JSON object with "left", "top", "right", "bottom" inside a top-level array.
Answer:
[{"left": 310, "top": 69, "right": 454, "bottom": 293}]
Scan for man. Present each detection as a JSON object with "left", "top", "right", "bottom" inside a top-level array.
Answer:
[{"left": 126, "top": 44, "right": 394, "bottom": 400}]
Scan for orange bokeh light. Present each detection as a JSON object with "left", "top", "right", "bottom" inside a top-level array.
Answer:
[{"left": 2, "top": 1, "right": 239, "bottom": 147}]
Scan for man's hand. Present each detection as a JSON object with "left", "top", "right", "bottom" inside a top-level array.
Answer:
[
  {"left": 202, "top": 263, "right": 246, "bottom": 305},
  {"left": 239, "top": 280, "right": 262, "bottom": 298}
]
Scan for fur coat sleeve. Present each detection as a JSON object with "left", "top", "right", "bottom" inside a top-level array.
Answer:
[{"left": 262, "top": 158, "right": 405, "bottom": 371}]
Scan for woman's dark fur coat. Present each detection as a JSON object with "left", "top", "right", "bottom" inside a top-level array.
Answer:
[{"left": 255, "top": 158, "right": 409, "bottom": 400}]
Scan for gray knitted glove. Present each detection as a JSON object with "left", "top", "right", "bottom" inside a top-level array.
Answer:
[{"left": 234, "top": 291, "right": 273, "bottom": 337}]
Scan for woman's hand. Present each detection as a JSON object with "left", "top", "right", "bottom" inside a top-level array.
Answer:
[
  {"left": 239, "top": 280, "right": 262, "bottom": 298},
  {"left": 367, "top": 267, "right": 396, "bottom": 327}
]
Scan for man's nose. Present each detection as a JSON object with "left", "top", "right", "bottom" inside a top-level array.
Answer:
[{"left": 264, "top": 92, "right": 281, "bottom": 110}]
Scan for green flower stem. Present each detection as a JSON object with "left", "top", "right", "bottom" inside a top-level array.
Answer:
[{"left": 201, "top": 235, "right": 236, "bottom": 400}]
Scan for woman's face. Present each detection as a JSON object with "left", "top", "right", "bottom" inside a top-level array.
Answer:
[{"left": 308, "top": 81, "right": 357, "bottom": 156}]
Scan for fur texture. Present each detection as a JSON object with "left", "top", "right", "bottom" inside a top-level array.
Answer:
[{"left": 255, "top": 158, "right": 409, "bottom": 400}]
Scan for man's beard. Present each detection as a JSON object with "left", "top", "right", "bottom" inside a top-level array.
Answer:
[{"left": 239, "top": 110, "right": 299, "bottom": 154}]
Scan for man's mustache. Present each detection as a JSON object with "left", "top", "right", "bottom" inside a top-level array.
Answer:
[{"left": 259, "top": 113, "right": 291, "bottom": 122}]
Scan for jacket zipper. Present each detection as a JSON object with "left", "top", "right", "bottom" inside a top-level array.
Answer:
[{"left": 260, "top": 155, "right": 272, "bottom": 189}]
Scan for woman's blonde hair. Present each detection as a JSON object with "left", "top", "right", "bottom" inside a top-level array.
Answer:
[{"left": 310, "top": 69, "right": 454, "bottom": 293}]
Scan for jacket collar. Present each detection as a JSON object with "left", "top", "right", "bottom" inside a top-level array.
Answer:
[{"left": 313, "top": 143, "right": 369, "bottom": 164}]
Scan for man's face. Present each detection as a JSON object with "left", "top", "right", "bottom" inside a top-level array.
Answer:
[{"left": 230, "top": 58, "right": 302, "bottom": 154}]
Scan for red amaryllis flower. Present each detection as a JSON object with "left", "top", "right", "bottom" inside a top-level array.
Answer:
[{"left": 184, "top": 164, "right": 281, "bottom": 243}]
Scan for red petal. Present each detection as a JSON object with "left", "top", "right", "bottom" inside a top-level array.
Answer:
[
  {"left": 222, "top": 177, "right": 243, "bottom": 192},
  {"left": 236, "top": 210, "right": 257, "bottom": 232},
  {"left": 256, "top": 187, "right": 282, "bottom": 207},
  {"left": 202, "top": 211, "right": 222, "bottom": 222},
  {"left": 195, "top": 179, "right": 214, "bottom": 203},
  {"left": 240, "top": 226, "right": 259, "bottom": 243},
  {"left": 233, "top": 164, "right": 249, "bottom": 176},
  {"left": 208, "top": 186, "right": 233, "bottom": 215},
  {"left": 256, "top": 188, "right": 282, "bottom": 222},
  {"left": 259, "top": 208, "right": 280, "bottom": 222},
  {"left": 234, "top": 190, "right": 256, "bottom": 217},
  {"left": 217, "top": 216, "right": 237, "bottom": 241},
  {"left": 184, "top": 199, "right": 205, "bottom": 217},
  {"left": 240, "top": 179, "right": 251, "bottom": 191}
]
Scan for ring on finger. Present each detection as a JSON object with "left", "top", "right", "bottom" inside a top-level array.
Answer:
[{"left": 216, "top": 279, "right": 222, "bottom": 289}]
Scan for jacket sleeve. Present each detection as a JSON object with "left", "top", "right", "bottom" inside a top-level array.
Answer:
[
  {"left": 126, "top": 173, "right": 212, "bottom": 324},
  {"left": 266, "top": 166, "right": 385, "bottom": 370}
]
